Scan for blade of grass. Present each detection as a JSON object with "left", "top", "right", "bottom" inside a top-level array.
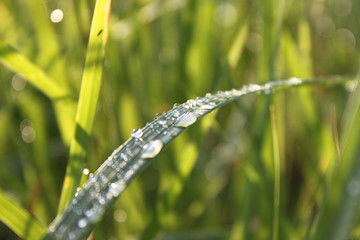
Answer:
[
  {"left": 313, "top": 79, "right": 360, "bottom": 240},
  {"left": 227, "top": 21, "right": 249, "bottom": 70},
  {"left": 57, "top": 0, "right": 112, "bottom": 213},
  {"left": 45, "top": 77, "right": 351, "bottom": 240},
  {"left": 0, "top": 189, "right": 47, "bottom": 240},
  {"left": 270, "top": 105, "right": 281, "bottom": 240},
  {"left": 0, "top": 39, "right": 69, "bottom": 100}
]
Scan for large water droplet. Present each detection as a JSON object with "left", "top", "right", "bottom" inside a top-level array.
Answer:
[
  {"left": 175, "top": 112, "right": 197, "bottom": 127},
  {"left": 141, "top": 140, "right": 164, "bottom": 158},
  {"left": 131, "top": 128, "right": 143, "bottom": 139},
  {"left": 77, "top": 218, "right": 88, "bottom": 228},
  {"left": 109, "top": 181, "right": 126, "bottom": 197}
]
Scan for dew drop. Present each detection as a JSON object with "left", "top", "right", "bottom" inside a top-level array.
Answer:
[
  {"left": 175, "top": 112, "right": 197, "bottom": 127},
  {"left": 77, "top": 218, "right": 88, "bottom": 228},
  {"left": 120, "top": 153, "right": 128, "bottom": 161},
  {"left": 288, "top": 77, "right": 302, "bottom": 85},
  {"left": 172, "top": 110, "right": 180, "bottom": 118},
  {"left": 141, "top": 140, "right": 164, "bottom": 159},
  {"left": 200, "top": 102, "right": 216, "bottom": 110},
  {"left": 158, "top": 120, "right": 167, "bottom": 125},
  {"left": 131, "top": 128, "right": 143, "bottom": 139},
  {"left": 248, "top": 84, "right": 262, "bottom": 92},
  {"left": 173, "top": 103, "right": 180, "bottom": 108},
  {"left": 85, "top": 207, "right": 105, "bottom": 223},
  {"left": 184, "top": 99, "right": 197, "bottom": 108},
  {"left": 109, "top": 181, "right": 126, "bottom": 197}
]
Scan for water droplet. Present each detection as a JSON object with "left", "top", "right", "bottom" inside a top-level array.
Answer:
[
  {"left": 78, "top": 218, "right": 88, "bottom": 228},
  {"left": 184, "top": 99, "right": 197, "bottom": 108},
  {"left": 200, "top": 102, "right": 216, "bottom": 110},
  {"left": 97, "top": 195, "right": 106, "bottom": 205},
  {"left": 120, "top": 153, "right": 128, "bottom": 161},
  {"left": 141, "top": 140, "right": 164, "bottom": 158},
  {"left": 83, "top": 168, "right": 90, "bottom": 175},
  {"left": 172, "top": 110, "right": 180, "bottom": 118},
  {"left": 175, "top": 112, "right": 197, "bottom": 127},
  {"left": 109, "top": 181, "right": 126, "bottom": 197},
  {"left": 205, "top": 93, "right": 212, "bottom": 98},
  {"left": 131, "top": 128, "right": 143, "bottom": 139},
  {"left": 50, "top": 9, "right": 64, "bottom": 23},
  {"left": 173, "top": 103, "right": 180, "bottom": 108},
  {"left": 288, "top": 77, "right": 302, "bottom": 85},
  {"left": 90, "top": 175, "right": 97, "bottom": 183},
  {"left": 158, "top": 120, "right": 167, "bottom": 125},
  {"left": 248, "top": 84, "right": 262, "bottom": 92},
  {"left": 85, "top": 206, "right": 105, "bottom": 223}
]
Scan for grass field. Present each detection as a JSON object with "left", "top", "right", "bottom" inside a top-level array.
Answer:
[{"left": 0, "top": 0, "right": 359, "bottom": 239}]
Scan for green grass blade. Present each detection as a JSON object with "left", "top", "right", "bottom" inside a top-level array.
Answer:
[
  {"left": 0, "top": 189, "right": 47, "bottom": 240},
  {"left": 57, "top": 0, "right": 112, "bottom": 213},
  {"left": 227, "top": 21, "right": 249, "bottom": 70},
  {"left": 270, "top": 105, "right": 281, "bottom": 240},
  {"left": 45, "top": 77, "right": 350, "bottom": 240},
  {"left": 313, "top": 80, "right": 360, "bottom": 240},
  {"left": 0, "top": 39, "right": 69, "bottom": 100}
]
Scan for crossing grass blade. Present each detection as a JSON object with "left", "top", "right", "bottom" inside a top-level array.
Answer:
[
  {"left": 0, "top": 190, "right": 47, "bottom": 240},
  {"left": 57, "top": 0, "right": 112, "bottom": 213},
  {"left": 0, "top": 39, "right": 69, "bottom": 100}
]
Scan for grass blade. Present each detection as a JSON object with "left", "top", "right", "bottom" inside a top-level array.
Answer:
[
  {"left": 312, "top": 80, "right": 360, "bottom": 240},
  {"left": 57, "top": 0, "right": 112, "bottom": 213},
  {"left": 0, "top": 39, "right": 69, "bottom": 100},
  {"left": 0, "top": 190, "right": 47, "bottom": 240},
  {"left": 270, "top": 105, "right": 281, "bottom": 240},
  {"left": 45, "top": 77, "right": 351, "bottom": 240}
]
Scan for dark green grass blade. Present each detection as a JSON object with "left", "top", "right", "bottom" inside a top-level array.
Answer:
[
  {"left": 0, "top": 190, "right": 47, "bottom": 240},
  {"left": 45, "top": 77, "right": 351, "bottom": 240},
  {"left": 57, "top": 0, "right": 112, "bottom": 213}
]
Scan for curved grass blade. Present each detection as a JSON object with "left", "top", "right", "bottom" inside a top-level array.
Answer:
[
  {"left": 0, "top": 190, "right": 47, "bottom": 240},
  {"left": 44, "top": 77, "right": 352, "bottom": 240},
  {"left": 0, "top": 39, "right": 69, "bottom": 100},
  {"left": 57, "top": 0, "right": 112, "bottom": 213}
]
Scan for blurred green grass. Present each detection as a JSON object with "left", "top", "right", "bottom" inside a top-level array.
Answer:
[{"left": 0, "top": 0, "right": 359, "bottom": 239}]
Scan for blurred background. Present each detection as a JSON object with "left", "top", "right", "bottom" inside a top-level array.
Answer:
[{"left": 0, "top": 0, "right": 359, "bottom": 239}]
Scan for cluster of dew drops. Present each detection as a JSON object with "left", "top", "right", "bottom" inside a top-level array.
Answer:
[{"left": 46, "top": 80, "right": 299, "bottom": 239}]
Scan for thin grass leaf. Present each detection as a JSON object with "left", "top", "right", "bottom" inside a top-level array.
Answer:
[
  {"left": 227, "top": 21, "right": 248, "bottom": 70},
  {"left": 270, "top": 105, "right": 281, "bottom": 240},
  {"left": 0, "top": 190, "right": 47, "bottom": 240},
  {"left": 45, "top": 77, "right": 351, "bottom": 240},
  {"left": 0, "top": 39, "right": 69, "bottom": 100},
  {"left": 57, "top": 0, "right": 112, "bottom": 213}
]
